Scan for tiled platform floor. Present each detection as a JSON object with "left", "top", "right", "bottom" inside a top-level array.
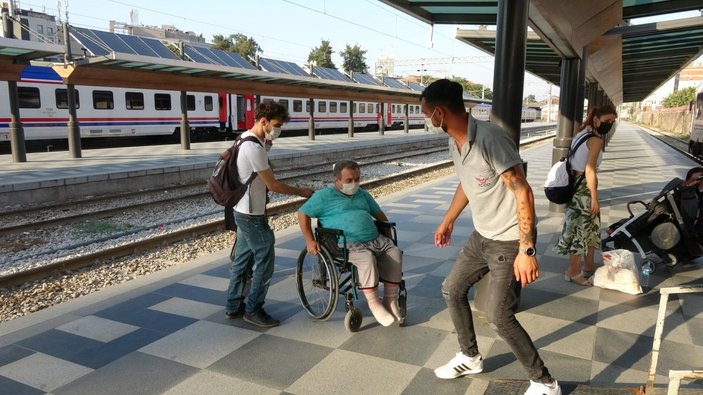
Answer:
[{"left": 0, "top": 122, "right": 701, "bottom": 395}]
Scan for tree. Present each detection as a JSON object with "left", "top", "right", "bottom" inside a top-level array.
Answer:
[
  {"left": 308, "top": 39, "right": 335, "bottom": 69},
  {"left": 524, "top": 94, "right": 536, "bottom": 104},
  {"left": 448, "top": 76, "right": 492, "bottom": 100},
  {"left": 340, "top": 44, "right": 368, "bottom": 74},
  {"left": 662, "top": 86, "right": 696, "bottom": 108},
  {"left": 212, "top": 33, "right": 261, "bottom": 60}
]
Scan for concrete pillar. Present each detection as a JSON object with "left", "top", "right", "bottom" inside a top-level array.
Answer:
[
  {"left": 573, "top": 47, "right": 588, "bottom": 134},
  {"left": 66, "top": 84, "right": 81, "bottom": 158},
  {"left": 7, "top": 80, "right": 26, "bottom": 163},
  {"left": 378, "top": 103, "right": 385, "bottom": 135},
  {"left": 404, "top": 104, "right": 409, "bottom": 133}
]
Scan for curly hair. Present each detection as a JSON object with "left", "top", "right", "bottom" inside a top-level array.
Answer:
[{"left": 255, "top": 101, "right": 291, "bottom": 123}]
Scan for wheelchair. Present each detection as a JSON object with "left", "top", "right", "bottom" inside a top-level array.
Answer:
[{"left": 295, "top": 221, "right": 407, "bottom": 332}]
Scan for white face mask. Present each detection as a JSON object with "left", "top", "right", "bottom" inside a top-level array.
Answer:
[
  {"left": 424, "top": 107, "right": 444, "bottom": 132},
  {"left": 266, "top": 126, "right": 282, "bottom": 141},
  {"left": 340, "top": 182, "right": 359, "bottom": 196}
]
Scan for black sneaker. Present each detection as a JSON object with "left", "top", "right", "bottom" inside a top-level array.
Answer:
[
  {"left": 224, "top": 305, "right": 245, "bottom": 319},
  {"left": 243, "top": 309, "right": 280, "bottom": 328}
]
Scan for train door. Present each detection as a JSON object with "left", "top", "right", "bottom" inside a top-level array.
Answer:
[
  {"left": 386, "top": 103, "right": 393, "bottom": 126},
  {"left": 218, "top": 93, "right": 231, "bottom": 132},
  {"left": 236, "top": 94, "right": 255, "bottom": 130}
]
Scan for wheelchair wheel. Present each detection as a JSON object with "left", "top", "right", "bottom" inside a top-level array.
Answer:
[
  {"left": 296, "top": 247, "right": 339, "bottom": 320},
  {"left": 344, "top": 308, "right": 363, "bottom": 332}
]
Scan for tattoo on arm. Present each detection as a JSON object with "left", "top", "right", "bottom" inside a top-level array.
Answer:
[{"left": 502, "top": 165, "right": 536, "bottom": 245}]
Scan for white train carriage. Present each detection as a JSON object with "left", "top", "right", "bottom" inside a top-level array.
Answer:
[{"left": 0, "top": 67, "right": 220, "bottom": 142}]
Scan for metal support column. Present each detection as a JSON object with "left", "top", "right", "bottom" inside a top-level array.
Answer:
[
  {"left": 348, "top": 100, "right": 354, "bottom": 138},
  {"left": 549, "top": 57, "right": 580, "bottom": 213},
  {"left": 64, "top": 22, "right": 81, "bottom": 158},
  {"left": 474, "top": 0, "right": 528, "bottom": 315},
  {"left": 490, "top": 0, "right": 528, "bottom": 149},
  {"left": 179, "top": 91, "right": 190, "bottom": 150},
  {"left": 7, "top": 80, "right": 26, "bottom": 162},
  {"left": 573, "top": 47, "right": 588, "bottom": 133},
  {"left": 404, "top": 104, "right": 409, "bottom": 133},
  {"left": 308, "top": 98, "right": 315, "bottom": 140},
  {"left": 587, "top": 82, "right": 598, "bottom": 112},
  {"left": 378, "top": 103, "right": 385, "bottom": 135}
]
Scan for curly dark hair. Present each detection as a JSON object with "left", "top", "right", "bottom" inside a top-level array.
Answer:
[{"left": 255, "top": 101, "right": 290, "bottom": 123}]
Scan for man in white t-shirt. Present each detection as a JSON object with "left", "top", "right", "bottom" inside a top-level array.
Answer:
[{"left": 225, "top": 101, "right": 314, "bottom": 328}]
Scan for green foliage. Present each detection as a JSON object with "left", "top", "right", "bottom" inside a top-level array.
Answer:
[
  {"left": 308, "top": 39, "right": 336, "bottom": 69},
  {"left": 340, "top": 44, "right": 368, "bottom": 74},
  {"left": 448, "top": 76, "right": 493, "bottom": 99},
  {"left": 662, "top": 86, "right": 696, "bottom": 108},
  {"left": 212, "top": 34, "right": 262, "bottom": 60}
]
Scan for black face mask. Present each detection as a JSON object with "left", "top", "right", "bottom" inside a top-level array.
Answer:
[{"left": 597, "top": 121, "right": 613, "bottom": 135}]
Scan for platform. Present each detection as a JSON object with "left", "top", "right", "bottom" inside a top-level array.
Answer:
[
  {"left": 0, "top": 122, "right": 701, "bottom": 394},
  {"left": 0, "top": 127, "right": 447, "bottom": 207}
]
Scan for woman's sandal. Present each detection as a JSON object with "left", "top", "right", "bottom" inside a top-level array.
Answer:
[{"left": 564, "top": 271, "right": 592, "bottom": 286}]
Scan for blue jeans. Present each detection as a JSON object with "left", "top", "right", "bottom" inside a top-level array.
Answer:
[
  {"left": 442, "top": 231, "right": 552, "bottom": 382},
  {"left": 225, "top": 212, "right": 275, "bottom": 314}
]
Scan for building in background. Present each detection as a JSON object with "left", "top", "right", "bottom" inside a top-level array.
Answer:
[{"left": 0, "top": 2, "right": 57, "bottom": 43}]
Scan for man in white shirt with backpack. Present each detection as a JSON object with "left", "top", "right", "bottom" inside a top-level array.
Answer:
[{"left": 224, "top": 101, "right": 314, "bottom": 328}]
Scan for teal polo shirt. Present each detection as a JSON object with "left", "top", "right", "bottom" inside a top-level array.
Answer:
[{"left": 299, "top": 185, "right": 382, "bottom": 243}]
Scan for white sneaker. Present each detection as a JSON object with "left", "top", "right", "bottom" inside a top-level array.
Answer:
[
  {"left": 524, "top": 379, "right": 562, "bottom": 395},
  {"left": 434, "top": 352, "right": 483, "bottom": 379}
]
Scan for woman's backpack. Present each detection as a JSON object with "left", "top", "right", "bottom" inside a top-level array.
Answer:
[{"left": 543, "top": 133, "right": 595, "bottom": 204}]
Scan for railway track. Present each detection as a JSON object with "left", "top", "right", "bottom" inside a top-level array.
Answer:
[{"left": 0, "top": 126, "right": 557, "bottom": 289}]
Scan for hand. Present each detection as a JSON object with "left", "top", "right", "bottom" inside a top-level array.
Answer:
[
  {"left": 589, "top": 197, "right": 600, "bottom": 215},
  {"left": 299, "top": 188, "right": 314, "bottom": 198},
  {"left": 514, "top": 254, "right": 539, "bottom": 287},
  {"left": 434, "top": 221, "right": 453, "bottom": 248},
  {"left": 306, "top": 240, "right": 320, "bottom": 255}
]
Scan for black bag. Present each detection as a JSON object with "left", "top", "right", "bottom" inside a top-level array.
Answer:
[
  {"left": 543, "top": 133, "right": 595, "bottom": 204},
  {"left": 208, "top": 135, "right": 262, "bottom": 207}
]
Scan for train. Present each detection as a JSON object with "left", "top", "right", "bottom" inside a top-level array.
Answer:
[
  {"left": 469, "top": 103, "right": 541, "bottom": 123},
  {"left": 0, "top": 66, "right": 541, "bottom": 145},
  {"left": 0, "top": 66, "right": 429, "bottom": 143}
]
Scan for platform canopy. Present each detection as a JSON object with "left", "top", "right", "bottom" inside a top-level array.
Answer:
[
  {"left": 380, "top": 0, "right": 703, "bottom": 104},
  {"left": 50, "top": 26, "right": 482, "bottom": 106},
  {"left": 0, "top": 37, "right": 64, "bottom": 80}
]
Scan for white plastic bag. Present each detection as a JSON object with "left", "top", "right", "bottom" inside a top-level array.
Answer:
[{"left": 592, "top": 249, "right": 643, "bottom": 295}]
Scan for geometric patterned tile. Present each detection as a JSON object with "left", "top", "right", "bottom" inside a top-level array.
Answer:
[
  {"left": 148, "top": 297, "right": 222, "bottom": 320},
  {"left": 162, "top": 370, "right": 280, "bottom": 395},
  {"left": 0, "top": 352, "right": 93, "bottom": 392},
  {"left": 178, "top": 274, "right": 229, "bottom": 292},
  {"left": 287, "top": 349, "right": 421, "bottom": 395},
  {"left": 55, "top": 315, "right": 140, "bottom": 343},
  {"left": 139, "top": 321, "right": 260, "bottom": 368}
]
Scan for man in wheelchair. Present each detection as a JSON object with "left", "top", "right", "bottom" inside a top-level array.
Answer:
[{"left": 297, "top": 159, "right": 403, "bottom": 327}]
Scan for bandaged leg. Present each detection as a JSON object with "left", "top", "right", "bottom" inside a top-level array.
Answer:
[
  {"left": 362, "top": 287, "right": 395, "bottom": 326},
  {"left": 382, "top": 282, "right": 402, "bottom": 321}
]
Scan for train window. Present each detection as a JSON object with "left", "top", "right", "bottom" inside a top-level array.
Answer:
[
  {"left": 330, "top": 101, "right": 337, "bottom": 113},
  {"left": 318, "top": 101, "right": 326, "bottom": 112},
  {"left": 340, "top": 102, "right": 348, "bottom": 113},
  {"left": 359, "top": 103, "right": 365, "bottom": 113},
  {"left": 55, "top": 89, "right": 80, "bottom": 109},
  {"left": 262, "top": 98, "right": 274, "bottom": 104},
  {"left": 155, "top": 93, "right": 171, "bottom": 111},
  {"left": 186, "top": 95, "right": 196, "bottom": 111},
  {"left": 125, "top": 92, "right": 144, "bottom": 110},
  {"left": 367, "top": 103, "right": 374, "bottom": 113},
  {"left": 204, "top": 96, "right": 213, "bottom": 111},
  {"left": 278, "top": 99, "right": 289, "bottom": 110},
  {"left": 18, "top": 87, "right": 40, "bottom": 109},
  {"left": 306, "top": 100, "right": 312, "bottom": 113},
  {"left": 293, "top": 100, "right": 302, "bottom": 112},
  {"left": 697, "top": 93, "right": 703, "bottom": 121},
  {"left": 409, "top": 106, "right": 414, "bottom": 115},
  {"left": 93, "top": 90, "right": 114, "bottom": 110}
]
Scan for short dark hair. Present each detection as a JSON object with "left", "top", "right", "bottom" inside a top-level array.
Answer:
[
  {"left": 686, "top": 166, "right": 703, "bottom": 180},
  {"left": 333, "top": 159, "right": 360, "bottom": 179},
  {"left": 420, "top": 79, "right": 466, "bottom": 114},
  {"left": 255, "top": 101, "right": 290, "bottom": 123}
]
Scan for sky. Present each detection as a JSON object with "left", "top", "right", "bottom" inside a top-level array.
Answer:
[{"left": 17, "top": 0, "right": 703, "bottom": 102}]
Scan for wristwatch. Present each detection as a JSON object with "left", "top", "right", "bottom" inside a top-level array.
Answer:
[{"left": 519, "top": 246, "right": 537, "bottom": 257}]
